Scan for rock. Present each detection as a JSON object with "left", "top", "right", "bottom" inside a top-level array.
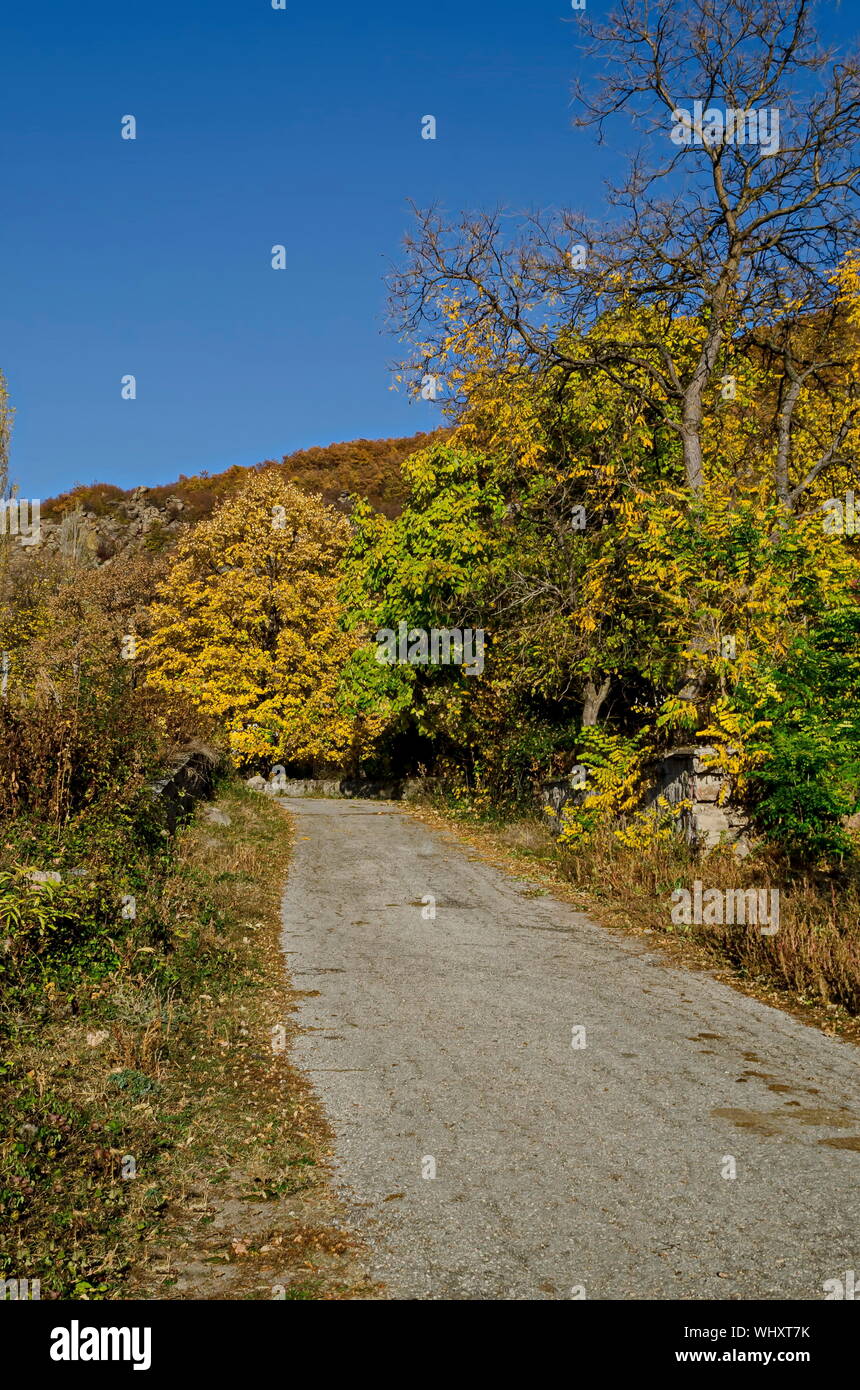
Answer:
[
  {"left": 149, "top": 746, "right": 217, "bottom": 834},
  {"left": 539, "top": 746, "right": 750, "bottom": 852},
  {"left": 202, "top": 805, "right": 231, "bottom": 825},
  {"left": 540, "top": 776, "right": 586, "bottom": 825},
  {"left": 401, "top": 777, "right": 428, "bottom": 802},
  {"left": 692, "top": 773, "right": 722, "bottom": 803},
  {"left": 245, "top": 775, "right": 267, "bottom": 792}
]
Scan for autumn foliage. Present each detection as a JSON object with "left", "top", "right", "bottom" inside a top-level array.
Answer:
[{"left": 144, "top": 473, "right": 365, "bottom": 773}]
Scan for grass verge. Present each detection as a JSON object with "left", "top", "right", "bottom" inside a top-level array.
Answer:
[{"left": 0, "top": 782, "right": 372, "bottom": 1300}]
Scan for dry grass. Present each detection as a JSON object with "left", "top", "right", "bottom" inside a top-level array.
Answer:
[
  {"left": 562, "top": 823, "right": 860, "bottom": 1017},
  {"left": 123, "top": 785, "right": 375, "bottom": 1301}
]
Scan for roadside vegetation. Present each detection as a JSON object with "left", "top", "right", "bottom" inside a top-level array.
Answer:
[{"left": 0, "top": 775, "right": 369, "bottom": 1300}]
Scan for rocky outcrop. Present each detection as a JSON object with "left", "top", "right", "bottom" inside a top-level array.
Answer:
[
  {"left": 645, "top": 746, "right": 749, "bottom": 852},
  {"left": 149, "top": 745, "right": 219, "bottom": 833},
  {"left": 18, "top": 488, "right": 191, "bottom": 567}
]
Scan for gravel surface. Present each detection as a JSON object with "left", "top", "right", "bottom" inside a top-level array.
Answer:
[{"left": 280, "top": 798, "right": 859, "bottom": 1300}]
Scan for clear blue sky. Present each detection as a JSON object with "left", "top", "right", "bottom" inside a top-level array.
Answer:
[{"left": 1, "top": 0, "right": 855, "bottom": 499}]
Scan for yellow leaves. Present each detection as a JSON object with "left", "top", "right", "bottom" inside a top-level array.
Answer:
[
  {"left": 613, "top": 797, "right": 687, "bottom": 850},
  {"left": 833, "top": 251, "right": 860, "bottom": 330},
  {"left": 557, "top": 813, "right": 586, "bottom": 845},
  {"left": 655, "top": 695, "right": 697, "bottom": 731},
  {"left": 557, "top": 731, "right": 653, "bottom": 847},
  {"left": 144, "top": 474, "right": 362, "bottom": 769},
  {"left": 699, "top": 698, "right": 773, "bottom": 796}
]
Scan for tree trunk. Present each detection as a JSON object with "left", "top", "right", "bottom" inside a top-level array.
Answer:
[{"left": 582, "top": 676, "right": 610, "bottom": 727}]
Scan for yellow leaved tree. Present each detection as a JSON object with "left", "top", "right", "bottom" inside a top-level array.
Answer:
[{"left": 144, "top": 472, "right": 360, "bottom": 771}]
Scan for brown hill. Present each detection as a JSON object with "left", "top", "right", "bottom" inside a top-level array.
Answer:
[{"left": 33, "top": 429, "right": 447, "bottom": 565}]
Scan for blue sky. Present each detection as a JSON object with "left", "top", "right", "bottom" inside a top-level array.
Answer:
[{"left": 1, "top": 0, "right": 855, "bottom": 499}]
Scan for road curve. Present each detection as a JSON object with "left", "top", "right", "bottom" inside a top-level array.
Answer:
[{"left": 279, "top": 798, "right": 859, "bottom": 1301}]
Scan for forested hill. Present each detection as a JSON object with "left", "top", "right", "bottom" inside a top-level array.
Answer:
[{"left": 35, "top": 428, "right": 447, "bottom": 563}]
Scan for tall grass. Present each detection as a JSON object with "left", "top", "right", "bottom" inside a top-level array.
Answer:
[{"left": 557, "top": 824, "right": 860, "bottom": 1015}]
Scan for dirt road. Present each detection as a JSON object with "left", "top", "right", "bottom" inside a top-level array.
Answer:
[{"left": 280, "top": 798, "right": 859, "bottom": 1300}]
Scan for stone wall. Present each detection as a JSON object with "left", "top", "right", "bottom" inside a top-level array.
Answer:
[
  {"left": 642, "top": 746, "right": 749, "bottom": 851},
  {"left": 246, "top": 774, "right": 427, "bottom": 802},
  {"left": 542, "top": 745, "right": 749, "bottom": 853}
]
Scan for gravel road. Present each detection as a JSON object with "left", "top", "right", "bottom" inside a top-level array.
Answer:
[{"left": 279, "top": 798, "right": 859, "bottom": 1300}]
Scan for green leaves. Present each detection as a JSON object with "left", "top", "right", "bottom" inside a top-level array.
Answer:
[{"left": 743, "top": 610, "right": 860, "bottom": 863}]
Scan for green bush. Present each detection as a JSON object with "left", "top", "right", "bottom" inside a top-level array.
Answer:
[{"left": 745, "top": 610, "right": 860, "bottom": 863}]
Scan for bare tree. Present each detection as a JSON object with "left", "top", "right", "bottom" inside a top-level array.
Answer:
[{"left": 391, "top": 0, "right": 860, "bottom": 504}]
